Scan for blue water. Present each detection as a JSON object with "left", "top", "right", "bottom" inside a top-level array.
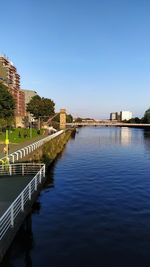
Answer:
[{"left": 2, "top": 127, "right": 150, "bottom": 267}]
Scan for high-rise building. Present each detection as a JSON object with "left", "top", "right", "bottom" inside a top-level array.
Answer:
[{"left": 0, "top": 55, "right": 25, "bottom": 117}]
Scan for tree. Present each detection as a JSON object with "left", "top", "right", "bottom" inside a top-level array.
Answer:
[
  {"left": 27, "top": 95, "right": 55, "bottom": 120},
  {"left": 127, "top": 117, "right": 141, "bottom": 123},
  {"left": 0, "top": 82, "right": 15, "bottom": 119},
  {"left": 143, "top": 108, "right": 150, "bottom": 123},
  {"left": 66, "top": 114, "right": 73, "bottom": 123},
  {"left": 74, "top": 117, "right": 82, "bottom": 122}
]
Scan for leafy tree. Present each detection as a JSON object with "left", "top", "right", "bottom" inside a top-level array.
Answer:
[
  {"left": 0, "top": 82, "right": 15, "bottom": 119},
  {"left": 74, "top": 117, "right": 82, "bottom": 122},
  {"left": 53, "top": 113, "right": 60, "bottom": 122},
  {"left": 127, "top": 117, "right": 141, "bottom": 123},
  {"left": 27, "top": 95, "right": 55, "bottom": 120},
  {"left": 66, "top": 114, "right": 73, "bottom": 123},
  {"left": 22, "top": 116, "right": 30, "bottom": 128},
  {"left": 143, "top": 108, "right": 150, "bottom": 123}
]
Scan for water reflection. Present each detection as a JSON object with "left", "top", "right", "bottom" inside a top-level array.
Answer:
[
  {"left": 120, "top": 127, "right": 132, "bottom": 146},
  {"left": 96, "top": 127, "right": 132, "bottom": 146}
]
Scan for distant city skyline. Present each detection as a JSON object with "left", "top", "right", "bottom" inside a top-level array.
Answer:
[{"left": 1, "top": 0, "right": 150, "bottom": 119}]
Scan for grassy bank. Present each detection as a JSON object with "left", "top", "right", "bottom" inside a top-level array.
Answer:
[{"left": 0, "top": 128, "right": 44, "bottom": 144}]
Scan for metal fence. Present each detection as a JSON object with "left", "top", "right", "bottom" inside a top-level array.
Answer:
[
  {"left": 0, "top": 130, "right": 64, "bottom": 164},
  {"left": 0, "top": 163, "right": 44, "bottom": 176},
  {"left": 0, "top": 163, "right": 45, "bottom": 240}
]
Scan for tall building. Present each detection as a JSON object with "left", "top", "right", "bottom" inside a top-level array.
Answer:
[
  {"left": 21, "top": 89, "right": 37, "bottom": 121},
  {"left": 110, "top": 112, "right": 117, "bottom": 120},
  {"left": 0, "top": 55, "right": 25, "bottom": 117},
  {"left": 120, "top": 111, "right": 132, "bottom": 121},
  {"left": 110, "top": 110, "right": 132, "bottom": 121}
]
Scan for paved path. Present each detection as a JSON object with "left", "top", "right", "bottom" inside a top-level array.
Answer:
[
  {"left": 0, "top": 134, "right": 47, "bottom": 159},
  {"left": 0, "top": 175, "right": 33, "bottom": 217}
]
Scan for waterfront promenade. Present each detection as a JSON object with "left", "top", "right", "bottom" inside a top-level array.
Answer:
[
  {"left": 0, "top": 128, "right": 73, "bottom": 262},
  {"left": 0, "top": 163, "right": 45, "bottom": 261},
  {"left": 0, "top": 132, "right": 47, "bottom": 159},
  {"left": 0, "top": 130, "right": 64, "bottom": 163}
]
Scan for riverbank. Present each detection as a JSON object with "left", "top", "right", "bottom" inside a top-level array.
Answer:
[{"left": 21, "top": 128, "right": 75, "bottom": 165}]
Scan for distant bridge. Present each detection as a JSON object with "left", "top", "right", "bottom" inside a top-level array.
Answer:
[{"left": 67, "top": 122, "right": 150, "bottom": 127}]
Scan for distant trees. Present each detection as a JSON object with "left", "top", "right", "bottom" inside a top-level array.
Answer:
[
  {"left": 27, "top": 95, "right": 55, "bottom": 120},
  {"left": 66, "top": 114, "right": 73, "bottom": 123},
  {"left": 74, "top": 117, "right": 82, "bottom": 122},
  {"left": 143, "top": 108, "right": 150, "bottom": 123},
  {"left": 127, "top": 117, "right": 141, "bottom": 123},
  {"left": 0, "top": 82, "right": 15, "bottom": 122}
]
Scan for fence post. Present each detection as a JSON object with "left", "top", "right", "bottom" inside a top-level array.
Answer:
[
  {"left": 43, "top": 165, "right": 46, "bottom": 177},
  {"left": 29, "top": 183, "right": 31, "bottom": 200},
  {"left": 22, "top": 164, "right": 24, "bottom": 176},
  {"left": 21, "top": 194, "right": 24, "bottom": 211},
  {"left": 39, "top": 170, "right": 42, "bottom": 183},
  {"left": 9, "top": 164, "right": 12, "bottom": 176},
  {"left": 11, "top": 206, "right": 14, "bottom": 227},
  {"left": 35, "top": 176, "right": 37, "bottom": 191}
]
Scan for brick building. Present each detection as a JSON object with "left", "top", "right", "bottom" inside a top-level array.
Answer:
[{"left": 0, "top": 55, "right": 25, "bottom": 118}]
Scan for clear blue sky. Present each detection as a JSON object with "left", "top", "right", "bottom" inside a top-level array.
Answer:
[{"left": 1, "top": 0, "right": 150, "bottom": 118}]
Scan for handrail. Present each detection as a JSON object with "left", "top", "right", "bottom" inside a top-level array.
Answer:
[
  {"left": 0, "top": 164, "right": 45, "bottom": 240},
  {"left": 0, "top": 130, "right": 64, "bottom": 164},
  {"left": 0, "top": 163, "right": 45, "bottom": 176}
]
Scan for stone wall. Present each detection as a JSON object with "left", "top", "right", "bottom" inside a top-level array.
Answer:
[{"left": 21, "top": 129, "right": 74, "bottom": 166}]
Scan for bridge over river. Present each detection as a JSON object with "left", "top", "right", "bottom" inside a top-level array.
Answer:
[{"left": 67, "top": 122, "right": 150, "bottom": 127}]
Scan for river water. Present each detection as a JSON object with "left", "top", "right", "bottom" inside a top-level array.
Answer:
[{"left": 2, "top": 127, "right": 150, "bottom": 267}]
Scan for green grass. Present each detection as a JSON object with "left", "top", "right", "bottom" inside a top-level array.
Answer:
[{"left": 0, "top": 128, "right": 44, "bottom": 144}]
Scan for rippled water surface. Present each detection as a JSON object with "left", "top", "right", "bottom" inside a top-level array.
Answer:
[{"left": 2, "top": 127, "right": 150, "bottom": 267}]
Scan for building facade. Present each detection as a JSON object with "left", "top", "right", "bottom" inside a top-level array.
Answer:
[
  {"left": 110, "top": 112, "right": 117, "bottom": 120},
  {"left": 21, "top": 89, "right": 37, "bottom": 121},
  {"left": 0, "top": 55, "right": 25, "bottom": 117},
  {"left": 120, "top": 111, "right": 132, "bottom": 121},
  {"left": 110, "top": 111, "right": 132, "bottom": 121}
]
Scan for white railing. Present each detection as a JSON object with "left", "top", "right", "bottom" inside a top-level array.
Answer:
[
  {"left": 0, "top": 130, "right": 64, "bottom": 164},
  {"left": 0, "top": 163, "right": 45, "bottom": 240},
  {"left": 0, "top": 163, "right": 44, "bottom": 176}
]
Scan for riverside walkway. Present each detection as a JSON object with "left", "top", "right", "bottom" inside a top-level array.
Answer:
[
  {"left": 0, "top": 163, "right": 46, "bottom": 261},
  {"left": 0, "top": 129, "right": 67, "bottom": 261},
  {"left": 0, "top": 130, "right": 64, "bottom": 163},
  {"left": 0, "top": 132, "right": 46, "bottom": 159}
]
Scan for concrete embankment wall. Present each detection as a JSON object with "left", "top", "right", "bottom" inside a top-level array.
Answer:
[{"left": 21, "top": 129, "right": 74, "bottom": 165}]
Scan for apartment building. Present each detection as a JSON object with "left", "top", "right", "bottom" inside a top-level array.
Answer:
[
  {"left": 0, "top": 55, "right": 25, "bottom": 117},
  {"left": 110, "top": 111, "right": 132, "bottom": 121}
]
